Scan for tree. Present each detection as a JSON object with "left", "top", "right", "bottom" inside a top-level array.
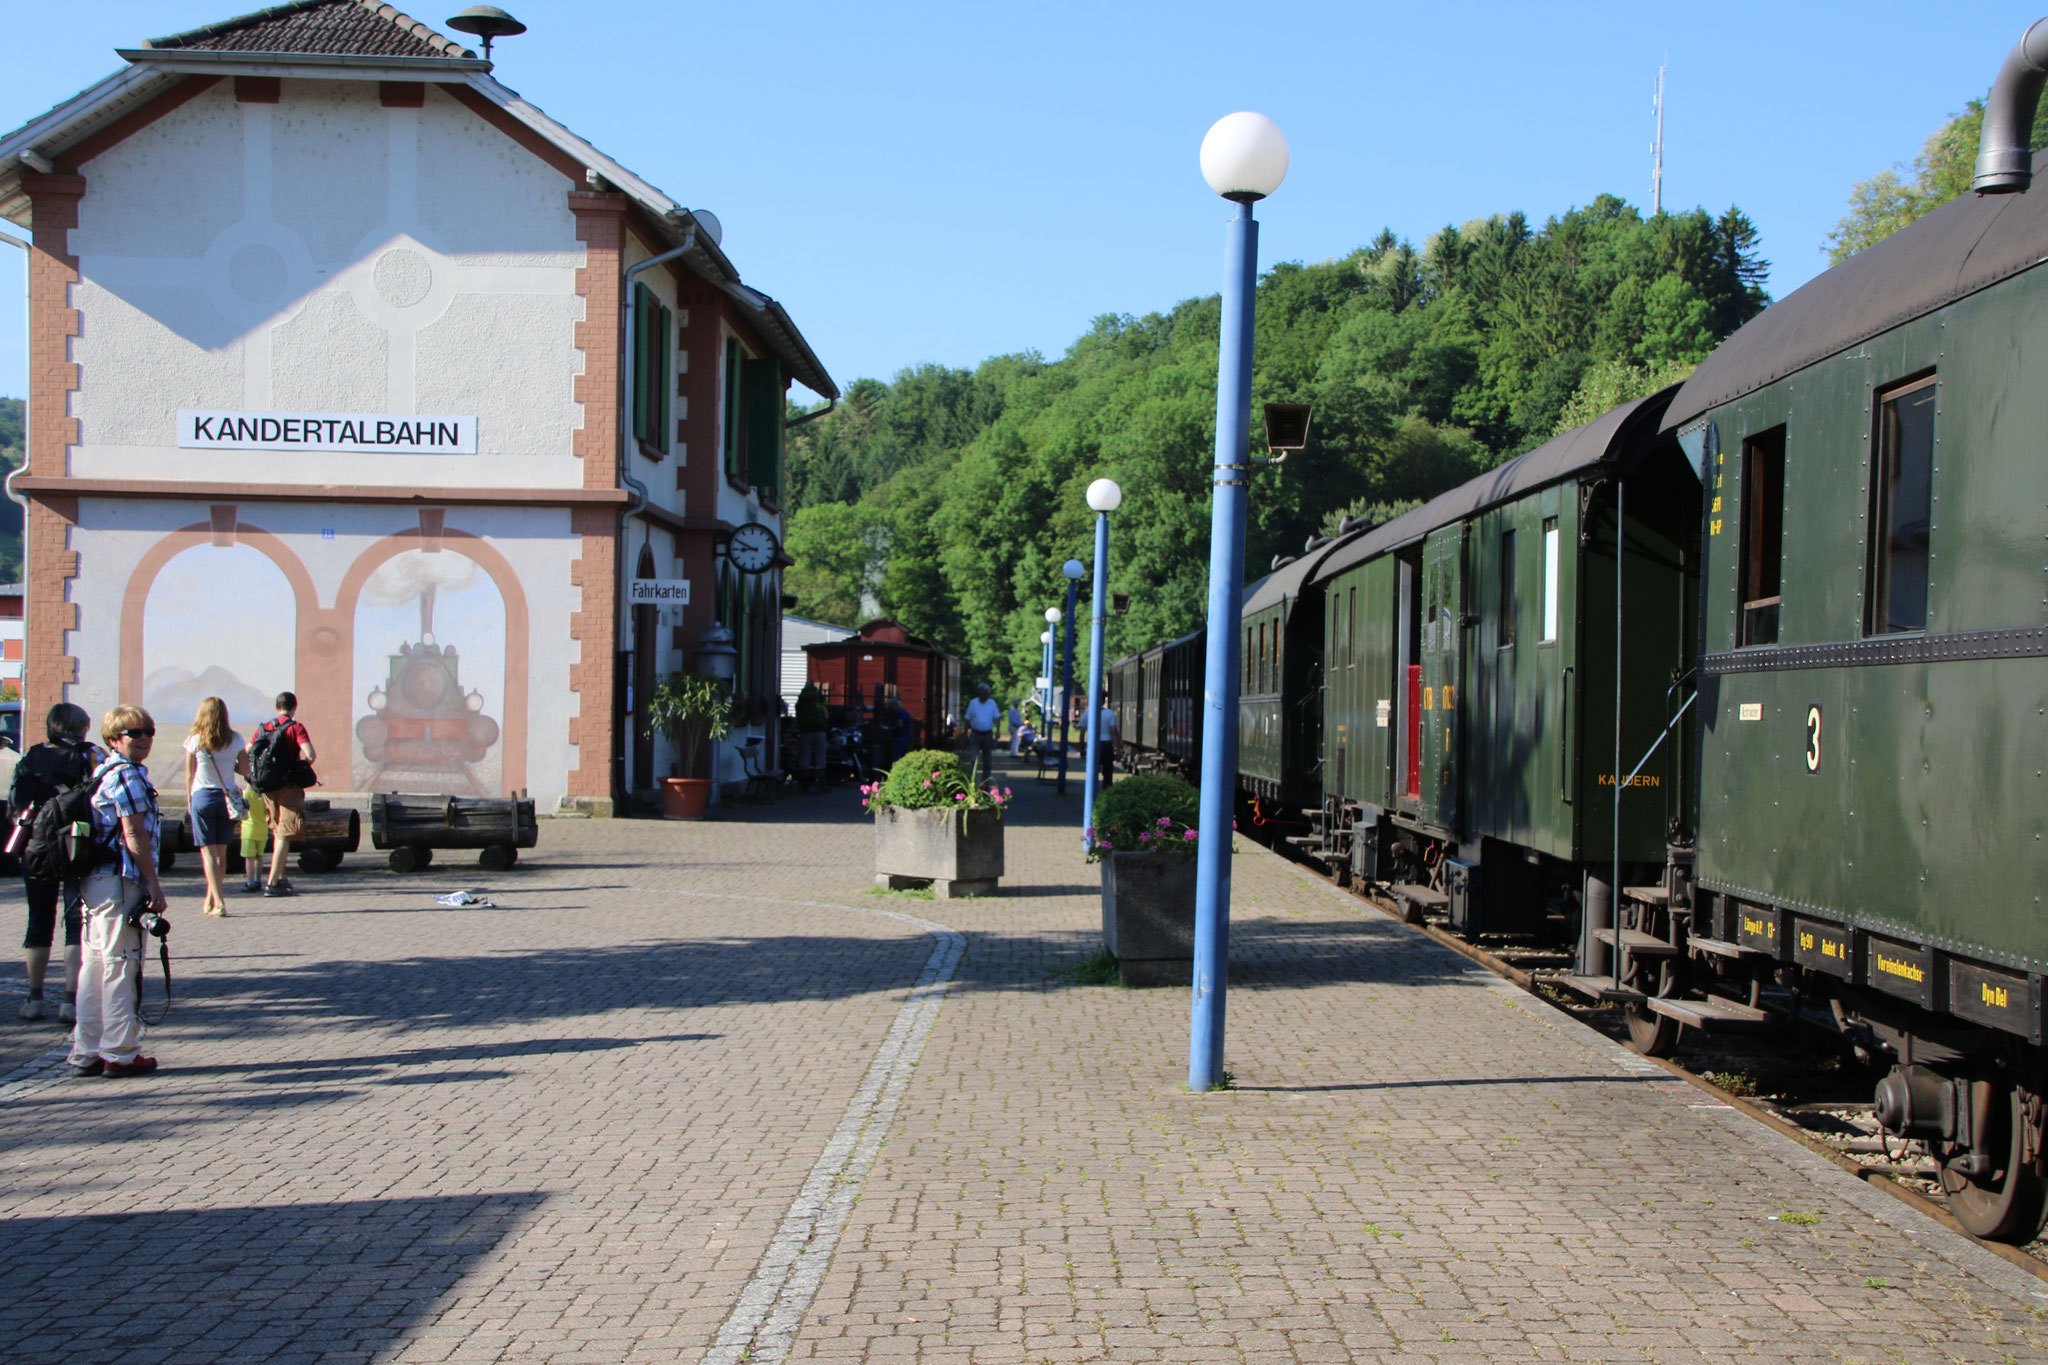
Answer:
[{"left": 1825, "top": 98, "right": 2048, "bottom": 263}]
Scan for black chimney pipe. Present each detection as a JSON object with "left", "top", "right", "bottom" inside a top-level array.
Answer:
[{"left": 1975, "top": 17, "right": 2048, "bottom": 193}]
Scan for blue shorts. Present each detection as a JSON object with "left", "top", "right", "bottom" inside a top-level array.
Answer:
[{"left": 190, "top": 787, "right": 235, "bottom": 848}]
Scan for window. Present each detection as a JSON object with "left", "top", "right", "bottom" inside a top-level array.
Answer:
[
  {"left": 1244, "top": 626, "right": 1253, "bottom": 689},
  {"left": 1738, "top": 426, "right": 1786, "bottom": 646},
  {"left": 1499, "top": 529, "right": 1517, "bottom": 648},
  {"left": 1869, "top": 377, "right": 1935, "bottom": 635},
  {"left": 632, "top": 284, "right": 672, "bottom": 453},
  {"left": 1345, "top": 585, "right": 1357, "bottom": 666},
  {"left": 722, "top": 337, "right": 744, "bottom": 480},
  {"left": 744, "top": 356, "right": 784, "bottom": 499},
  {"left": 1540, "top": 519, "right": 1559, "bottom": 643},
  {"left": 1256, "top": 622, "right": 1268, "bottom": 692}
]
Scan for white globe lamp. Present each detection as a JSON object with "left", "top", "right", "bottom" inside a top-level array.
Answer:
[
  {"left": 1200, "top": 112, "right": 1289, "bottom": 202},
  {"left": 1086, "top": 478, "right": 1123, "bottom": 513}
]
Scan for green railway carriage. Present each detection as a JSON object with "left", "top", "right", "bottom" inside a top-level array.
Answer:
[
  {"left": 1238, "top": 534, "right": 1363, "bottom": 807},
  {"left": 1107, "top": 629, "right": 1204, "bottom": 778},
  {"left": 1309, "top": 392, "right": 1699, "bottom": 936},
  {"left": 1657, "top": 148, "right": 2048, "bottom": 1239}
]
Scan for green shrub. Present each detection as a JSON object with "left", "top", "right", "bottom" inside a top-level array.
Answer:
[
  {"left": 863, "top": 748, "right": 1010, "bottom": 815},
  {"left": 1088, "top": 773, "right": 1200, "bottom": 860}
]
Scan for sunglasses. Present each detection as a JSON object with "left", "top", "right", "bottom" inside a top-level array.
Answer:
[{"left": 120, "top": 728, "right": 156, "bottom": 740}]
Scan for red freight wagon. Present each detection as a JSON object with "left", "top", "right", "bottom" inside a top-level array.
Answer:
[{"left": 804, "top": 619, "right": 961, "bottom": 750}]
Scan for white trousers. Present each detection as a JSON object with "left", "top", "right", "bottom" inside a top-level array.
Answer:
[{"left": 69, "top": 872, "right": 144, "bottom": 1067}]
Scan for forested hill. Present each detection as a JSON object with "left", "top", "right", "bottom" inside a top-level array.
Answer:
[{"left": 795, "top": 195, "right": 1768, "bottom": 699}]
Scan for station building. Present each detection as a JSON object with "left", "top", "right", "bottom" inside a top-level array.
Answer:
[{"left": 0, "top": 0, "right": 835, "bottom": 812}]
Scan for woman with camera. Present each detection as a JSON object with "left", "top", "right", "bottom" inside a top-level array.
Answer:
[
  {"left": 68, "top": 705, "right": 169, "bottom": 1079},
  {"left": 182, "top": 697, "right": 248, "bottom": 917}
]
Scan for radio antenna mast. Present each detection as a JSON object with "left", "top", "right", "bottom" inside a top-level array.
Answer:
[{"left": 1651, "top": 63, "right": 1666, "bottom": 215}]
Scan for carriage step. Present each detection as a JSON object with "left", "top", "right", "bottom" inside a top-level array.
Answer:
[
  {"left": 1593, "top": 928, "right": 1682, "bottom": 956},
  {"left": 1623, "top": 885, "right": 1672, "bottom": 906},
  {"left": 1388, "top": 883, "right": 1449, "bottom": 908},
  {"left": 1645, "top": 995, "right": 1773, "bottom": 1029},
  {"left": 1686, "top": 935, "right": 1750, "bottom": 959},
  {"left": 1283, "top": 835, "right": 1325, "bottom": 851},
  {"left": 1551, "top": 973, "right": 1647, "bottom": 1004}
]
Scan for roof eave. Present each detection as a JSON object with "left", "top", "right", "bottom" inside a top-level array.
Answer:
[{"left": 115, "top": 49, "right": 490, "bottom": 74}]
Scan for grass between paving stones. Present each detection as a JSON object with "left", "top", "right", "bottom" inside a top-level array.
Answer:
[{"left": 1050, "top": 949, "right": 1121, "bottom": 986}]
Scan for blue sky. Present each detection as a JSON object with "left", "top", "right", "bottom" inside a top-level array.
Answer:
[{"left": 2, "top": 1, "right": 2044, "bottom": 403}]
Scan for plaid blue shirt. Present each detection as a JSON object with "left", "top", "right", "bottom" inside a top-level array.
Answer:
[{"left": 90, "top": 757, "right": 159, "bottom": 883}]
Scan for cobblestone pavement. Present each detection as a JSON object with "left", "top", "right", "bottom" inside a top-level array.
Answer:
[{"left": 2, "top": 758, "right": 2046, "bottom": 1363}]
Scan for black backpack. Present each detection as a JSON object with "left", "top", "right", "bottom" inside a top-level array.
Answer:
[
  {"left": 9, "top": 741, "right": 92, "bottom": 812},
  {"left": 23, "top": 758, "right": 113, "bottom": 884},
  {"left": 249, "top": 718, "right": 311, "bottom": 793}
]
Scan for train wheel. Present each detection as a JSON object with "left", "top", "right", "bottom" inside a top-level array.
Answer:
[
  {"left": 1941, "top": 1078, "right": 2048, "bottom": 1242},
  {"left": 298, "top": 849, "right": 333, "bottom": 874},
  {"left": 479, "top": 845, "right": 516, "bottom": 872},
  {"left": 389, "top": 847, "right": 430, "bottom": 874},
  {"left": 1624, "top": 959, "right": 1681, "bottom": 1058}
]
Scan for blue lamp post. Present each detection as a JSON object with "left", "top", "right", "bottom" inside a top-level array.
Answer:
[
  {"left": 1059, "top": 560, "right": 1085, "bottom": 793},
  {"left": 1039, "top": 627, "right": 1054, "bottom": 728},
  {"left": 1189, "top": 111, "right": 1289, "bottom": 1093},
  {"left": 1081, "top": 478, "right": 1122, "bottom": 852}
]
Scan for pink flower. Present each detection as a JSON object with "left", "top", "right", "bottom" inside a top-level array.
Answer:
[
  {"left": 1182, "top": 829, "right": 1198, "bottom": 841},
  {"left": 1156, "top": 816, "right": 1171, "bottom": 827},
  {"left": 932, "top": 770, "right": 943, "bottom": 779},
  {"left": 1083, "top": 827, "right": 1095, "bottom": 841},
  {"left": 1099, "top": 837, "right": 1113, "bottom": 850},
  {"left": 954, "top": 792, "right": 965, "bottom": 801}
]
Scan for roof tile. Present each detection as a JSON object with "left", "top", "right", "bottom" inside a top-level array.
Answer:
[{"left": 148, "top": 0, "right": 474, "bottom": 60}]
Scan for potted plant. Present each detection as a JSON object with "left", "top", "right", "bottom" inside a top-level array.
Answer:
[
  {"left": 862, "top": 748, "right": 1009, "bottom": 897},
  {"left": 645, "top": 673, "right": 734, "bottom": 819},
  {"left": 1088, "top": 773, "right": 1202, "bottom": 986}
]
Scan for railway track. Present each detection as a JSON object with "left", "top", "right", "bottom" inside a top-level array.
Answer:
[{"left": 1267, "top": 832, "right": 2048, "bottom": 1279}]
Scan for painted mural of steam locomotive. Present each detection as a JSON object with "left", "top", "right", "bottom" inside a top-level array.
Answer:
[{"left": 1107, "top": 19, "right": 2048, "bottom": 1242}]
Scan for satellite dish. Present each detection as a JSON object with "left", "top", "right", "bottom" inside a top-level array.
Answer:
[
  {"left": 446, "top": 6, "right": 526, "bottom": 59},
  {"left": 691, "top": 210, "right": 723, "bottom": 247}
]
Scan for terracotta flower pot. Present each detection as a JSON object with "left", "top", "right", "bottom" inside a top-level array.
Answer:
[{"left": 659, "top": 777, "right": 711, "bottom": 820}]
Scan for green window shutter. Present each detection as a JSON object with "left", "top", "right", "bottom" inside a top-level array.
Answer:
[
  {"left": 744, "top": 356, "right": 782, "bottom": 497},
  {"left": 632, "top": 284, "right": 653, "bottom": 445},
  {"left": 657, "top": 302, "right": 673, "bottom": 451},
  {"left": 723, "top": 338, "right": 743, "bottom": 478}
]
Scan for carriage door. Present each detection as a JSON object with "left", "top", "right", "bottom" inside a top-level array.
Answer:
[{"left": 1418, "top": 524, "right": 1467, "bottom": 833}]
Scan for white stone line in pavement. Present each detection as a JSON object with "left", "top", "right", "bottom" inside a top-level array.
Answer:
[{"left": 655, "top": 889, "right": 966, "bottom": 1365}]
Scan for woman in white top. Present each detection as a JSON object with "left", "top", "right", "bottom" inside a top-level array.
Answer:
[{"left": 184, "top": 697, "right": 250, "bottom": 917}]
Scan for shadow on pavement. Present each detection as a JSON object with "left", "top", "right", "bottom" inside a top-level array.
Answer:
[{"left": 0, "top": 1191, "right": 546, "bottom": 1364}]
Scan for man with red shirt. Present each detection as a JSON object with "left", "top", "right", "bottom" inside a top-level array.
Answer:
[{"left": 253, "top": 691, "right": 317, "bottom": 898}]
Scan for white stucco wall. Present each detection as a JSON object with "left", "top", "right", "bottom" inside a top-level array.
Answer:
[
  {"left": 66, "top": 497, "right": 581, "bottom": 808},
  {"left": 67, "top": 80, "right": 587, "bottom": 488}
]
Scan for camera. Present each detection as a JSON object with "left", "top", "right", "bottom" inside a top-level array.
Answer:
[{"left": 127, "top": 908, "right": 169, "bottom": 939}]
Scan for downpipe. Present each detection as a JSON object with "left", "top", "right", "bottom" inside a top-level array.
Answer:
[{"left": 1, "top": 230, "right": 27, "bottom": 720}]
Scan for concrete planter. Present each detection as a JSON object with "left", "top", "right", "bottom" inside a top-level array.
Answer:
[
  {"left": 1100, "top": 852, "right": 1198, "bottom": 986},
  {"left": 874, "top": 806, "right": 1004, "bottom": 898}
]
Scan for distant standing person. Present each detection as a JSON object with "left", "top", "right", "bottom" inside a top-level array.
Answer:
[
  {"left": 1095, "top": 694, "right": 1118, "bottom": 787},
  {"left": 1007, "top": 700, "right": 1025, "bottom": 757},
  {"left": 70, "top": 705, "right": 168, "bottom": 1078},
  {"left": 795, "top": 682, "right": 829, "bottom": 791},
  {"left": 182, "top": 698, "right": 249, "bottom": 917},
  {"left": 10, "top": 702, "right": 101, "bottom": 1022},
  {"left": 963, "top": 684, "right": 1000, "bottom": 780},
  {"left": 248, "top": 691, "right": 316, "bottom": 898}
]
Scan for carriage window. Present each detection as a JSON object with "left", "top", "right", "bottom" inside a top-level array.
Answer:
[
  {"left": 1244, "top": 627, "right": 1253, "bottom": 690},
  {"left": 1869, "top": 378, "right": 1935, "bottom": 635},
  {"left": 1540, "top": 519, "right": 1559, "bottom": 643},
  {"left": 1346, "top": 586, "right": 1357, "bottom": 666},
  {"left": 1739, "top": 426, "right": 1786, "bottom": 646},
  {"left": 1499, "top": 529, "right": 1517, "bottom": 648},
  {"left": 1257, "top": 622, "right": 1269, "bottom": 692}
]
